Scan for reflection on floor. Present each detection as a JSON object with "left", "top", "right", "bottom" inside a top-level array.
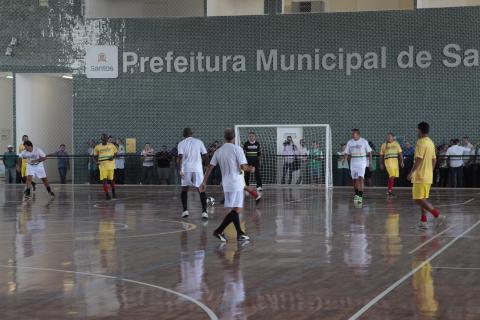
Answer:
[{"left": 0, "top": 185, "right": 479, "bottom": 319}]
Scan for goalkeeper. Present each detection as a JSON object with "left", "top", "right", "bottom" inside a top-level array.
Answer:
[{"left": 243, "top": 131, "right": 263, "bottom": 192}]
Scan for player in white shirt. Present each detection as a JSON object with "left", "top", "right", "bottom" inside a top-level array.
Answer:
[
  {"left": 344, "top": 129, "right": 372, "bottom": 204},
  {"left": 200, "top": 128, "right": 255, "bottom": 242},
  {"left": 177, "top": 128, "right": 209, "bottom": 219},
  {"left": 20, "top": 140, "right": 54, "bottom": 199}
]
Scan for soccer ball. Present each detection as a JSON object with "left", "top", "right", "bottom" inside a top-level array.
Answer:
[{"left": 207, "top": 196, "right": 215, "bottom": 207}]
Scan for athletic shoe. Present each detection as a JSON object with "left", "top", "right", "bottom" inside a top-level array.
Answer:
[
  {"left": 201, "top": 212, "right": 209, "bottom": 220},
  {"left": 105, "top": 193, "right": 111, "bottom": 201},
  {"left": 435, "top": 215, "right": 447, "bottom": 228},
  {"left": 418, "top": 221, "right": 429, "bottom": 230},
  {"left": 353, "top": 195, "right": 360, "bottom": 203},
  {"left": 237, "top": 234, "right": 250, "bottom": 241},
  {"left": 49, "top": 191, "right": 55, "bottom": 198},
  {"left": 357, "top": 196, "right": 363, "bottom": 204},
  {"left": 213, "top": 232, "right": 227, "bottom": 242},
  {"left": 255, "top": 192, "right": 262, "bottom": 201},
  {"left": 387, "top": 191, "right": 394, "bottom": 197},
  {"left": 182, "top": 210, "right": 189, "bottom": 218},
  {"left": 257, "top": 187, "right": 263, "bottom": 192}
]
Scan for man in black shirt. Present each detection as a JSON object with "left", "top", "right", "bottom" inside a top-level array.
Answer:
[
  {"left": 156, "top": 145, "right": 172, "bottom": 185},
  {"left": 243, "top": 132, "right": 263, "bottom": 191}
]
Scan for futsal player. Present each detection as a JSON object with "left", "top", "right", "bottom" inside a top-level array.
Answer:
[
  {"left": 20, "top": 140, "right": 54, "bottom": 199},
  {"left": 380, "top": 133, "right": 404, "bottom": 196},
  {"left": 407, "top": 122, "right": 446, "bottom": 229},
  {"left": 243, "top": 132, "right": 263, "bottom": 193},
  {"left": 177, "top": 128, "right": 209, "bottom": 219},
  {"left": 94, "top": 133, "right": 117, "bottom": 200},
  {"left": 345, "top": 129, "right": 372, "bottom": 204},
  {"left": 200, "top": 128, "right": 254, "bottom": 242},
  {"left": 18, "top": 134, "right": 36, "bottom": 190}
]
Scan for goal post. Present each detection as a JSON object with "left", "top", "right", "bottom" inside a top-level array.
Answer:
[{"left": 234, "top": 124, "right": 333, "bottom": 188}]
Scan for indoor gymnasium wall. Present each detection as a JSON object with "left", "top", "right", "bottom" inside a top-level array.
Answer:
[{"left": 1, "top": 2, "right": 480, "bottom": 182}]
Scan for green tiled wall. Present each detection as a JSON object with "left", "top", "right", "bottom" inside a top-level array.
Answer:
[{"left": 1, "top": 2, "right": 480, "bottom": 182}]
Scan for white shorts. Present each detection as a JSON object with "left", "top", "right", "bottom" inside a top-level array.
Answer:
[
  {"left": 26, "top": 165, "right": 47, "bottom": 179},
  {"left": 224, "top": 191, "right": 244, "bottom": 208},
  {"left": 181, "top": 172, "right": 204, "bottom": 188},
  {"left": 350, "top": 165, "right": 366, "bottom": 179}
]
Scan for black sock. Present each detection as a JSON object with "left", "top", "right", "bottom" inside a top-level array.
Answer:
[
  {"left": 46, "top": 186, "right": 52, "bottom": 193},
  {"left": 354, "top": 189, "right": 359, "bottom": 195},
  {"left": 181, "top": 190, "right": 188, "bottom": 211},
  {"left": 359, "top": 191, "right": 363, "bottom": 197},
  {"left": 199, "top": 192, "right": 207, "bottom": 212},
  {"left": 25, "top": 188, "right": 31, "bottom": 195},
  {"left": 231, "top": 211, "right": 244, "bottom": 236},
  {"left": 215, "top": 211, "right": 235, "bottom": 234}
]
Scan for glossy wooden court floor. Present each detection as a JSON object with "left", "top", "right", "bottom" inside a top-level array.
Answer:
[{"left": 1, "top": 184, "right": 479, "bottom": 320}]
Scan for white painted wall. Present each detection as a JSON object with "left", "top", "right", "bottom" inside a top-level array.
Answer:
[
  {"left": 418, "top": 0, "right": 480, "bottom": 8},
  {"left": 16, "top": 74, "right": 73, "bottom": 183},
  {"left": 85, "top": 0, "right": 203, "bottom": 18},
  {"left": 0, "top": 76, "right": 13, "bottom": 154},
  {"left": 207, "top": 0, "right": 264, "bottom": 16}
]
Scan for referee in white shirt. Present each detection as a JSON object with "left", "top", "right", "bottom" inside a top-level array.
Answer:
[{"left": 200, "top": 128, "right": 254, "bottom": 242}]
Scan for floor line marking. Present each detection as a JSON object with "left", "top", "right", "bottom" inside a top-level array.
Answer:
[
  {"left": 437, "top": 198, "right": 475, "bottom": 208},
  {"left": 432, "top": 266, "right": 480, "bottom": 270},
  {"left": 348, "top": 219, "right": 480, "bottom": 320},
  {"left": 408, "top": 227, "right": 452, "bottom": 254},
  {"left": 0, "top": 264, "right": 218, "bottom": 320}
]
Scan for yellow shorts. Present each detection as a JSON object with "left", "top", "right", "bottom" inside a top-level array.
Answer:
[
  {"left": 99, "top": 168, "right": 114, "bottom": 181},
  {"left": 412, "top": 183, "right": 431, "bottom": 200},
  {"left": 386, "top": 166, "right": 399, "bottom": 178},
  {"left": 21, "top": 162, "right": 27, "bottom": 177}
]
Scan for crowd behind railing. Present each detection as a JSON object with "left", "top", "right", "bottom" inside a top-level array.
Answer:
[{"left": 2, "top": 136, "right": 480, "bottom": 187}]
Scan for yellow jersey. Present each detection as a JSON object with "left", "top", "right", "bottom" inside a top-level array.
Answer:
[
  {"left": 94, "top": 143, "right": 117, "bottom": 170},
  {"left": 19, "top": 144, "right": 26, "bottom": 163},
  {"left": 380, "top": 141, "right": 402, "bottom": 169},
  {"left": 412, "top": 137, "right": 436, "bottom": 184}
]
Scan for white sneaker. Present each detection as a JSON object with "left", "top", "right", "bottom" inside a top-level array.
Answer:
[
  {"left": 418, "top": 221, "right": 428, "bottom": 230},
  {"left": 257, "top": 187, "right": 263, "bottom": 192},
  {"left": 182, "top": 210, "right": 189, "bottom": 218},
  {"left": 238, "top": 234, "right": 250, "bottom": 241},
  {"left": 213, "top": 232, "right": 227, "bottom": 242},
  {"left": 255, "top": 193, "right": 262, "bottom": 201},
  {"left": 435, "top": 215, "right": 447, "bottom": 228},
  {"left": 201, "top": 212, "right": 208, "bottom": 220}
]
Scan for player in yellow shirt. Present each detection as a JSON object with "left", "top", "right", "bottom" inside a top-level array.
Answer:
[
  {"left": 380, "top": 133, "right": 404, "bottom": 196},
  {"left": 407, "top": 122, "right": 446, "bottom": 229},
  {"left": 18, "top": 134, "right": 36, "bottom": 190},
  {"left": 94, "top": 133, "right": 118, "bottom": 200}
]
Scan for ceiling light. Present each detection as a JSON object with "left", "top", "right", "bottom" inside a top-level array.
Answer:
[
  {"left": 62, "top": 75, "right": 73, "bottom": 79},
  {"left": 5, "top": 75, "right": 13, "bottom": 79}
]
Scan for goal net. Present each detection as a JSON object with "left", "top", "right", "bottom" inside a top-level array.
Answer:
[{"left": 234, "top": 124, "right": 333, "bottom": 188}]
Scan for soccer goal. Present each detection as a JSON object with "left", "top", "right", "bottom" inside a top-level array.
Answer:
[{"left": 234, "top": 124, "right": 333, "bottom": 188}]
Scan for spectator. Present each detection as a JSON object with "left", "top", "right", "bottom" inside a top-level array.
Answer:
[
  {"left": 281, "top": 136, "right": 296, "bottom": 184},
  {"left": 337, "top": 143, "right": 349, "bottom": 186},
  {"left": 208, "top": 141, "right": 222, "bottom": 185},
  {"left": 296, "top": 139, "right": 309, "bottom": 184},
  {"left": 141, "top": 143, "right": 155, "bottom": 184},
  {"left": 462, "top": 137, "right": 475, "bottom": 187},
  {"left": 402, "top": 141, "right": 415, "bottom": 185},
  {"left": 3, "top": 145, "right": 17, "bottom": 184},
  {"left": 115, "top": 139, "right": 126, "bottom": 184},
  {"left": 310, "top": 141, "right": 323, "bottom": 184},
  {"left": 87, "top": 139, "right": 98, "bottom": 184},
  {"left": 437, "top": 144, "right": 449, "bottom": 187},
  {"left": 156, "top": 145, "right": 172, "bottom": 185},
  {"left": 53, "top": 144, "right": 70, "bottom": 184},
  {"left": 446, "top": 138, "right": 471, "bottom": 187},
  {"left": 472, "top": 140, "right": 480, "bottom": 188},
  {"left": 364, "top": 141, "right": 377, "bottom": 187},
  {"left": 170, "top": 143, "right": 180, "bottom": 185}
]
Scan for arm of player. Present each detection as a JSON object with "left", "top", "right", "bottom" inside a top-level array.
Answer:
[
  {"left": 241, "top": 164, "right": 255, "bottom": 173},
  {"left": 177, "top": 154, "right": 184, "bottom": 177},
  {"left": 399, "top": 152, "right": 404, "bottom": 168},
  {"left": 380, "top": 153, "right": 385, "bottom": 170},
  {"left": 407, "top": 157, "right": 422, "bottom": 181},
  {"left": 199, "top": 164, "right": 215, "bottom": 193}
]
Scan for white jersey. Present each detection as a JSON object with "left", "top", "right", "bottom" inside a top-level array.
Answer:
[
  {"left": 210, "top": 143, "right": 247, "bottom": 192},
  {"left": 21, "top": 147, "right": 46, "bottom": 170},
  {"left": 345, "top": 138, "right": 371, "bottom": 167},
  {"left": 178, "top": 137, "right": 207, "bottom": 173}
]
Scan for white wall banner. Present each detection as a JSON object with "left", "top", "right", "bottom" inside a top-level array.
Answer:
[{"left": 85, "top": 45, "right": 118, "bottom": 78}]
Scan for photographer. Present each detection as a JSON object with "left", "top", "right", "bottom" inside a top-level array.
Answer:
[{"left": 281, "top": 136, "right": 297, "bottom": 184}]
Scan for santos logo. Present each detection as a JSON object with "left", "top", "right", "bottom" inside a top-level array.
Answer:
[{"left": 85, "top": 45, "right": 119, "bottom": 78}]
